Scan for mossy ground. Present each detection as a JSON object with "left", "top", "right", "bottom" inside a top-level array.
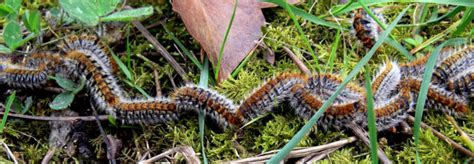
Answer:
[{"left": 0, "top": 0, "right": 473, "bottom": 163}]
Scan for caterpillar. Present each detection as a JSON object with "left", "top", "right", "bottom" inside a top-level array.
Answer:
[
  {"left": 352, "top": 8, "right": 385, "bottom": 50},
  {"left": 0, "top": 34, "right": 472, "bottom": 133}
]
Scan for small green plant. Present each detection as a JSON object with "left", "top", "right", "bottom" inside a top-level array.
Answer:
[
  {"left": 59, "top": 0, "right": 153, "bottom": 26},
  {"left": 48, "top": 75, "right": 86, "bottom": 110},
  {"left": 11, "top": 96, "right": 33, "bottom": 114},
  {"left": 0, "top": 0, "right": 41, "bottom": 53},
  {"left": 0, "top": 91, "right": 16, "bottom": 133}
]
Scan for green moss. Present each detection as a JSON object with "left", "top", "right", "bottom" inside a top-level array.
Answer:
[
  {"left": 395, "top": 129, "right": 458, "bottom": 163},
  {"left": 317, "top": 147, "right": 372, "bottom": 164}
]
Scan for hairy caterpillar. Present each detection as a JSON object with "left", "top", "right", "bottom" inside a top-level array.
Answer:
[
  {"left": 352, "top": 8, "right": 385, "bottom": 49},
  {"left": 0, "top": 35, "right": 472, "bottom": 133}
]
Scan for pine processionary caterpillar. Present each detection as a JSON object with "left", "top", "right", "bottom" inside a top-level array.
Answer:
[
  {"left": 237, "top": 73, "right": 307, "bottom": 122},
  {"left": 447, "top": 72, "right": 474, "bottom": 97},
  {"left": 432, "top": 45, "right": 474, "bottom": 85},
  {"left": 371, "top": 61, "right": 402, "bottom": 102},
  {"left": 406, "top": 78, "right": 469, "bottom": 115},
  {"left": 60, "top": 34, "right": 119, "bottom": 75},
  {"left": 0, "top": 34, "right": 472, "bottom": 133},
  {"left": 352, "top": 8, "right": 385, "bottom": 50}
]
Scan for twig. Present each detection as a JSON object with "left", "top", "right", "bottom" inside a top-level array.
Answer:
[
  {"left": 1, "top": 140, "right": 18, "bottom": 164},
  {"left": 127, "top": 6, "right": 189, "bottom": 82},
  {"left": 283, "top": 46, "right": 311, "bottom": 76},
  {"left": 446, "top": 115, "right": 474, "bottom": 152},
  {"left": 407, "top": 116, "right": 474, "bottom": 157},
  {"left": 399, "top": 121, "right": 412, "bottom": 135},
  {"left": 9, "top": 128, "right": 40, "bottom": 143},
  {"left": 296, "top": 146, "right": 342, "bottom": 163},
  {"left": 41, "top": 148, "right": 56, "bottom": 164},
  {"left": 43, "top": 87, "right": 64, "bottom": 93},
  {"left": 153, "top": 70, "right": 163, "bottom": 97},
  {"left": 139, "top": 146, "right": 200, "bottom": 164},
  {"left": 90, "top": 104, "right": 116, "bottom": 164},
  {"left": 346, "top": 122, "right": 392, "bottom": 164},
  {"left": 0, "top": 111, "right": 108, "bottom": 121},
  {"left": 225, "top": 136, "right": 357, "bottom": 163},
  {"left": 166, "top": 72, "right": 178, "bottom": 90},
  {"left": 258, "top": 42, "right": 275, "bottom": 65},
  {"left": 106, "top": 135, "right": 122, "bottom": 161}
]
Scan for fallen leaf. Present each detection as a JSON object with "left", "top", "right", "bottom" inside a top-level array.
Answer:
[{"left": 173, "top": 0, "right": 265, "bottom": 82}]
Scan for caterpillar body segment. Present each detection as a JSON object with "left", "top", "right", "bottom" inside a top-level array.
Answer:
[
  {"left": 432, "top": 46, "right": 474, "bottom": 85},
  {"left": 406, "top": 78, "right": 469, "bottom": 115},
  {"left": 237, "top": 73, "right": 308, "bottom": 122},
  {"left": 371, "top": 61, "right": 402, "bottom": 102},
  {"left": 447, "top": 72, "right": 474, "bottom": 97},
  {"left": 173, "top": 84, "right": 242, "bottom": 127},
  {"left": 116, "top": 98, "right": 180, "bottom": 124},
  {"left": 60, "top": 34, "right": 119, "bottom": 75}
]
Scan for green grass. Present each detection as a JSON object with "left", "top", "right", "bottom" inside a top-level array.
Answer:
[
  {"left": 364, "top": 66, "right": 378, "bottom": 164},
  {"left": 215, "top": 0, "right": 238, "bottom": 80},
  {"left": 325, "top": 29, "right": 341, "bottom": 73},
  {"left": 0, "top": 91, "right": 16, "bottom": 133},
  {"left": 198, "top": 59, "right": 210, "bottom": 164}
]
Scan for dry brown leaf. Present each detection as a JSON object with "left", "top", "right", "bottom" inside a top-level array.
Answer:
[{"left": 173, "top": 0, "right": 265, "bottom": 81}]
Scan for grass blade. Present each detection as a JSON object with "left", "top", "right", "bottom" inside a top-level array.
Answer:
[
  {"left": 410, "top": 20, "right": 461, "bottom": 54},
  {"left": 385, "top": 37, "right": 414, "bottom": 60},
  {"left": 198, "top": 59, "right": 209, "bottom": 164},
  {"left": 111, "top": 51, "right": 134, "bottom": 81},
  {"left": 326, "top": 29, "right": 341, "bottom": 73},
  {"left": 321, "top": 0, "right": 354, "bottom": 18},
  {"left": 452, "top": 7, "right": 474, "bottom": 37},
  {"left": 231, "top": 50, "right": 255, "bottom": 78},
  {"left": 397, "top": 6, "right": 463, "bottom": 27},
  {"left": 215, "top": 0, "right": 238, "bottom": 80},
  {"left": 364, "top": 66, "right": 378, "bottom": 164},
  {"left": 264, "top": 0, "right": 341, "bottom": 29},
  {"left": 412, "top": 38, "right": 467, "bottom": 163},
  {"left": 162, "top": 24, "right": 203, "bottom": 70},
  {"left": 267, "top": 5, "right": 411, "bottom": 163},
  {"left": 0, "top": 91, "right": 15, "bottom": 133}
]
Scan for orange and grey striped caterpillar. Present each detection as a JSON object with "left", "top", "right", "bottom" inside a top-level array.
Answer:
[
  {"left": 0, "top": 34, "right": 472, "bottom": 132},
  {"left": 352, "top": 8, "right": 385, "bottom": 50}
]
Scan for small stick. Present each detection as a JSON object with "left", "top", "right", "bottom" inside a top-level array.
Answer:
[
  {"left": 407, "top": 116, "right": 474, "bottom": 157},
  {"left": 90, "top": 104, "right": 116, "bottom": 164},
  {"left": 399, "top": 121, "right": 412, "bottom": 135},
  {"left": 225, "top": 136, "right": 357, "bottom": 163},
  {"left": 139, "top": 146, "right": 200, "bottom": 164},
  {"left": 166, "top": 72, "right": 178, "bottom": 90},
  {"left": 283, "top": 46, "right": 311, "bottom": 76},
  {"left": 153, "top": 70, "right": 163, "bottom": 97},
  {"left": 43, "top": 87, "right": 64, "bottom": 93},
  {"left": 41, "top": 148, "right": 56, "bottom": 164},
  {"left": 1, "top": 140, "right": 18, "bottom": 164},
  {"left": 346, "top": 122, "right": 392, "bottom": 164},
  {"left": 127, "top": 6, "right": 189, "bottom": 82},
  {"left": 445, "top": 115, "right": 474, "bottom": 152},
  {"left": 296, "top": 146, "right": 342, "bottom": 163},
  {"left": 0, "top": 111, "right": 108, "bottom": 121},
  {"left": 258, "top": 42, "right": 275, "bottom": 65}
]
